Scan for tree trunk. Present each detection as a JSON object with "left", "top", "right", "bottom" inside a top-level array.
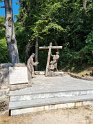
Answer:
[
  {"left": 83, "top": 0, "right": 87, "bottom": 10},
  {"left": 35, "top": 37, "right": 38, "bottom": 71},
  {"left": 4, "top": 0, "right": 19, "bottom": 64}
]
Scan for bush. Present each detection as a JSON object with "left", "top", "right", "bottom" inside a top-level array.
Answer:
[{"left": 0, "top": 38, "right": 9, "bottom": 63}]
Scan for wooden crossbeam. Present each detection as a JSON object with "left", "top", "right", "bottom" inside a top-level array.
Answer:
[{"left": 39, "top": 46, "right": 62, "bottom": 50}]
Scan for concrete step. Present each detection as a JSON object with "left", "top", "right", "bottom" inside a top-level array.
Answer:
[
  {"left": 9, "top": 94, "right": 93, "bottom": 110},
  {"left": 9, "top": 73, "right": 93, "bottom": 116},
  {"left": 10, "top": 101, "right": 90, "bottom": 116},
  {"left": 9, "top": 89, "right": 93, "bottom": 115},
  {"left": 10, "top": 89, "right": 93, "bottom": 102}
]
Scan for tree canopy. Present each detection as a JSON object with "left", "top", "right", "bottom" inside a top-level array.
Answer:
[{"left": 0, "top": 0, "right": 93, "bottom": 71}]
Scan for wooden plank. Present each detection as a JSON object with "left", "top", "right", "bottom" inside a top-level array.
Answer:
[
  {"left": 45, "top": 42, "right": 52, "bottom": 76},
  {"left": 39, "top": 46, "right": 62, "bottom": 50}
]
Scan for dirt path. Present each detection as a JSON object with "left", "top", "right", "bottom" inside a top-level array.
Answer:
[{"left": 0, "top": 106, "right": 93, "bottom": 124}]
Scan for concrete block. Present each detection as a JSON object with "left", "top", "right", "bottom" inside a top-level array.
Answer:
[{"left": 9, "top": 67, "right": 28, "bottom": 84}]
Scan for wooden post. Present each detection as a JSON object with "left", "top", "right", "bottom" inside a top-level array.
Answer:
[
  {"left": 35, "top": 37, "right": 38, "bottom": 71},
  {"left": 45, "top": 42, "right": 52, "bottom": 76}
]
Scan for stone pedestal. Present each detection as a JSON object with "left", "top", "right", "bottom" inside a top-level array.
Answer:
[{"left": 9, "top": 64, "right": 29, "bottom": 85}]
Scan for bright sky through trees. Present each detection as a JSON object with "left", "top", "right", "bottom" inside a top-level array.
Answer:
[{"left": 0, "top": 0, "right": 19, "bottom": 20}]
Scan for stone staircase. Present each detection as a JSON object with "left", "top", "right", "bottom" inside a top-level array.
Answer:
[{"left": 9, "top": 74, "right": 93, "bottom": 116}]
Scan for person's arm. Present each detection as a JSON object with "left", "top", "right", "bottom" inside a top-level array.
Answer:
[
  {"left": 33, "top": 62, "right": 39, "bottom": 66},
  {"left": 51, "top": 53, "right": 54, "bottom": 57}
]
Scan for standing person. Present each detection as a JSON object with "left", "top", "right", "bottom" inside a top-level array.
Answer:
[
  {"left": 51, "top": 52, "right": 59, "bottom": 71},
  {"left": 27, "top": 53, "right": 39, "bottom": 84}
]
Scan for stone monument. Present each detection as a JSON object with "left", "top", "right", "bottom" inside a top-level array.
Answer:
[
  {"left": 39, "top": 43, "right": 62, "bottom": 76},
  {"left": 50, "top": 51, "right": 59, "bottom": 71},
  {"left": 48, "top": 52, "right": 60, "bottom": 76},
  {"left": 9, "top": 63, "right": 28, "bottom": 85}
]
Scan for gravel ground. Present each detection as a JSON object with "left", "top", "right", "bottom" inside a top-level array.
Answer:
[
  {"left": 0, "top": 101, "right": 8, "bottom": 112},
  {"left": 0, "top": 106, "right": 93, "bottom": 124}
]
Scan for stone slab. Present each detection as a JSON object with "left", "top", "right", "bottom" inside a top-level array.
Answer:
[
  {"left": 9, "top": 67, "right": 28, "bottom": 85},
  {"left": 9, "top": 75, "right": 93, "bottom": 96},
  {"left": 9, "top": 94, "right": 93, "bottom": 110},
  {"left": 9, "top": 90, "right": 93, "bottom": 102},
  {"left": 10, "top": 101, "right": 87, "bottom": 116},
  {"left": 35, "top": 71, "right": 45, "bottom": 75}
]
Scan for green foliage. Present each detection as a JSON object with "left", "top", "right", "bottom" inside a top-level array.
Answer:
[
  {"left": 86, "top": 31, "right": 93, "bottom": 44},
  {"left": 0, "top": 38, "right": 8, "bottom": 63},
  {"left": 15, "top": 0, "right": 93, "bottom": 70},
  {"left": 0, "top": 17, "right": 5, "bottom": 39},
  {"left": 0, "top": 17, "right": 9, "bottom": 63}
]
